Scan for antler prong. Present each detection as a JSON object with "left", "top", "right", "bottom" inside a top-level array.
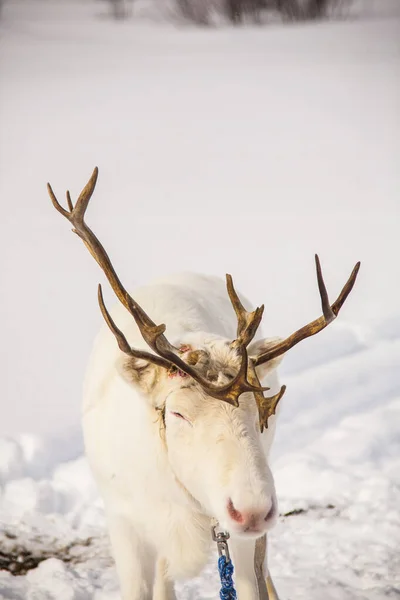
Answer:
[
  {"left": 66, "top": 190, "right": 74, "bottom": 213},
  {"left": 254, "top": 257, "right": 361, "bottom": 367},
  {"left": 73, "top": 167, "right": 98, "bottom": 223},
  {"left": 247, "top": 361, "right": 285, "bottom": 432},
  {"left": 47, "top": 182, "right": 71, "bottom": 219},
  {"left": 257, "top": 385, "right": 286, "bottom": 433},
  {"left": 98, "top": 284, "right": 172, "bottom": 369},
  {"left": 315, "top": 254, "right": 335, "bottom": 323},
  {"left": 332, "top": 261, "right": 361, "bottom": 315},
  {"left": 226, "top": 274, "right": 264, "bottom": 348},
  {"left": 98, "top": 283, "right": 133, "bottom": 355}
]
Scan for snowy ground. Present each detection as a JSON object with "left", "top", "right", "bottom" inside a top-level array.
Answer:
[
  {"left": 0, "top": 1, "right": 399, "bottom": 598},
  {"left": 1, "top": 317, "right": 399, "bottom": 599}
]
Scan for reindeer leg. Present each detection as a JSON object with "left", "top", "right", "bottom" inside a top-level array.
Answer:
[
  {"left": 106, "top": 513, "right": 155, "bottom": 600},
  {"left": 153, "top": 557, "right": 177, "bottom": 600}
]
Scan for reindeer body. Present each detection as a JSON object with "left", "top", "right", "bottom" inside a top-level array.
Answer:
[
  {"left": 48, "top": 168, "right": 359, "bottom": 600},
  {"left": 83, "top": 273, "right": 282, "bottom": 599}
]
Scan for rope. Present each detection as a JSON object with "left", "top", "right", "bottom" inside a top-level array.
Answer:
[{"left": 218, "top": 554, "right": 237, "bottom": 600}]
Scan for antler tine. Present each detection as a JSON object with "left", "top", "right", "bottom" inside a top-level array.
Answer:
[
  {"left": 254, "top": 256, "right": 361, "bottom": 367},
  {"left": 48, "top": 168, "right": 134, "bottom": 312},
  {"left": 332, "top": 260, "right": 361, "bottom": 315},
  {"left": 66, "top": 190, "right": 74, "bottom": 213},
  {"left": 315, "top": 254, "right": 335, "bottom": 323},
  {"left": 226, "top": 274, "right": 264, "bottom": 348},
  {"left": 226, "top": 274, "right": 248, "bottom": 335},
  {"left": 48, "top": 169, "right": 267, "bottom": 407},
  {"left": 98, "top": 285, "right": 171, "bottom": 369},
  {"left": 98, "top": 284, "right": 131, "bottom": 354},
  {"left": 47, "top": 182, "right": 71, "bottom": 220},
  {"left": 258, "top": 386, "right": 286, "bottom": 433},
  {"left": 47, "top": 167, "right": 98, "bottom": 223},
  {"left": 247, "top": 361, "right": 286, "bottom": 432},
  {"left": 71, "top": 167, "right": 99, "bottom": 224}
]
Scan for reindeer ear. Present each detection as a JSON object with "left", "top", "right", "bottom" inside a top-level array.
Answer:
[
  {"left": 115, "top": 355, "right": 160, "bottom": 394},
  {"left": 248, "top": 337, "right": 286, "bottom": 380}
]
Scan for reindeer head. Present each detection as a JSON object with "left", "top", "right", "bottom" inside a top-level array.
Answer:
[{"left": 48, "top": 167, "right": 360, "bottom": 537}]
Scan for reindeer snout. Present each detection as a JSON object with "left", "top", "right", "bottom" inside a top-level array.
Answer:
[{"left": 226, "top": 497, "right": 276, "bottom": 534}]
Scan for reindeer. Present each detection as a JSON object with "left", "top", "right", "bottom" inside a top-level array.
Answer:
[{"left": 48, "top": 167, "right": 360, "bottom": 600}]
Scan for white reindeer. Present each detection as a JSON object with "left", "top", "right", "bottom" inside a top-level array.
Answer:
[{"left": 48, "top": 168, "right": 360, "bottom": 600}]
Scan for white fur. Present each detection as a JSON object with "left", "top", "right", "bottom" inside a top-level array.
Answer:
[{"left": 83, "top": 272, "right": 284, "bottom": 600}]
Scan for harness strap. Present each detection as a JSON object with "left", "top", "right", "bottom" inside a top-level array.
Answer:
[
  {"left": 218, "top": 555, "right": 237, "bottom": 600},
  {"left": 212, "top": 523, "right": 279, "bottom": 600},
  {"left": 212, "top": 521, "right": 237, "bottom": 600}
]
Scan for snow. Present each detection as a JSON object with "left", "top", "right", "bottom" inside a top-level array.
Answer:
[
  {"left": 0, "top": 0, "right": 399, "bottom": 598},
  {"left": 1, "top": 320, "right": 399, "bottom": 598}
]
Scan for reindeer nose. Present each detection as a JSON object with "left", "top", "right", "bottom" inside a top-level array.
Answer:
[
  {"left": 227, "top": 498, "right": 275, "bottom": 531},
  {"left": 227, "top": 498, "right": 244, "bottom": 523}
]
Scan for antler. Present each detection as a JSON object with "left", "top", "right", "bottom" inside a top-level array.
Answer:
[
  {"left": 48, "top": 168, "right": 266, "bottom": 407},
  {"left": 225, "top": 258, "right": 360, "bottom": 429},
  {"left": 253, "top": 255, "right": 361, "bottom": 367},
  {"left": 48, "top": 169, "right": 360, "bottom": 421},
  {"left": 226, "top": 274, "right": 264, "bottom": 348}
]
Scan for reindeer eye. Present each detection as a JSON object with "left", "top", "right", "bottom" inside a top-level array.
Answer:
[
  {"left": 169, "top": 411, "right": 193, "bottom": 426},
  {"left": 171, "top": 411, "right": 185, "bottom": 420}
]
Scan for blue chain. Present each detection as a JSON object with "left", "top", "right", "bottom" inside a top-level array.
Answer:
[{"left": 218, "top": 554, "right": 237, "bottom": 600}]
